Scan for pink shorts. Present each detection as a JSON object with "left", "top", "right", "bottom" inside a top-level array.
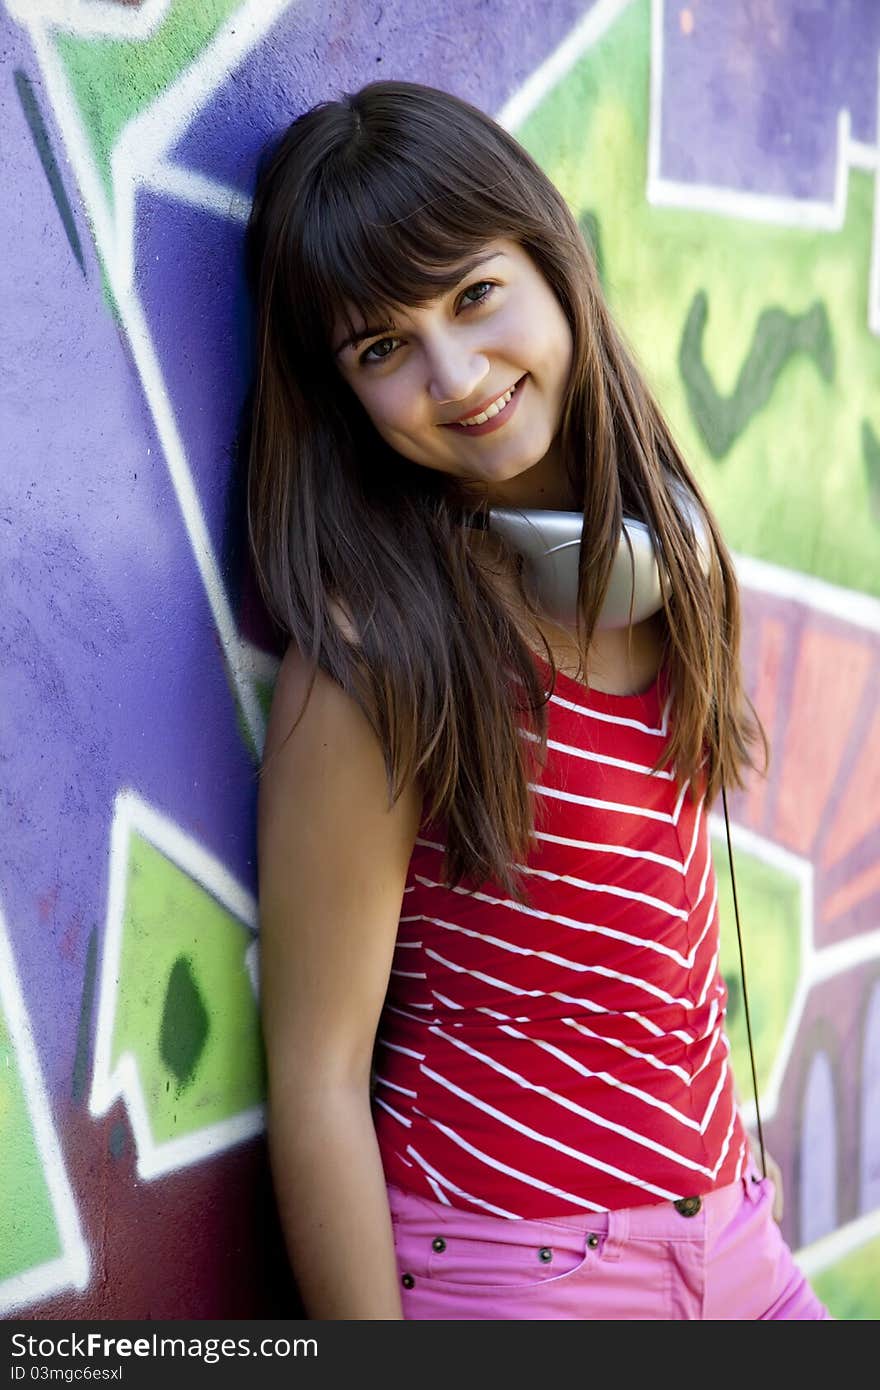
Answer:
[{"left": 388, "top": 1164, "right": 831, "bottom": 1320}]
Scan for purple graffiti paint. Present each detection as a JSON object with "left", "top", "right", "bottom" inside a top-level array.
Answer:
[
  {"left": 2, "top": 14, "right": 258, "bottom": 1101},
  {"left": 135, "top": 188, "right": 252, "bottom": 561},
  {"left": 5, "top": 0, "right": 880, "bottom": 1319},
  {"left": 660, "top": 0, "right": 880, "bottom": 201},
  {"left": 170, "top": 0, "right": 589, "bottom": 193}
]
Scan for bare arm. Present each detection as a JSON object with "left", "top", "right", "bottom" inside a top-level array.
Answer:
[{"left": 257, "top": 645, "right": 422, "bottom": 1319}]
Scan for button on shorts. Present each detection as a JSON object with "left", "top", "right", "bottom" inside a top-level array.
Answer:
[{"left": 388, "top": 1163, "right": 831, "bottom": 1319}]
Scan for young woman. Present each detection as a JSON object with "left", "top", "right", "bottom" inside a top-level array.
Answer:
[{"left": 245, "top": 81, "right": 829, "bottom": 1320}]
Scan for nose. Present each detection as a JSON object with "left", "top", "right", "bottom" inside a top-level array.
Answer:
[{"left": 424, "top": 334, "right": 490, "bottom": 407}]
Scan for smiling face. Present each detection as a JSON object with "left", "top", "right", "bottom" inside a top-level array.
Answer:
[{"left": 333, "top": 240, "right": 576, "bottom": 509}]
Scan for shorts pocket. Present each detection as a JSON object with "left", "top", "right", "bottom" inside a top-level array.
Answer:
[
  {"left": 394, "top": 1217, "right": 593, "bottom": 1296},
  {"left": 430, "top": 1229, "right": 589, "bottom": 1291}
]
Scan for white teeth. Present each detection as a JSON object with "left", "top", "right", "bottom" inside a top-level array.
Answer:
[{"left": 459, "top": 385, "right": 515, "bottom": 427}]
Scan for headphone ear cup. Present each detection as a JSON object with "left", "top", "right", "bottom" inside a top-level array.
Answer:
[
  {"left": 597, "top": 519, "right": 663, "bottom": 631},
  {"left": 487, "top": 509, "right": 666, "bottom": 630},
  {"left": 487, "top": 481, "right": 710, "bottom": 630},
  {"left": 666, "top": 477, "right": 712, "bottom": 580}
]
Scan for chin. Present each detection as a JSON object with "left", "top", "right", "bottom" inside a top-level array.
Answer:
[{"left": 487, "top": 452, "right": 550, "bottom": 484}]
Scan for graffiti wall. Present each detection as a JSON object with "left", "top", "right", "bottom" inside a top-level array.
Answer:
[{"left": 2, "top": 0, "right": 877, "bottom": 1320}]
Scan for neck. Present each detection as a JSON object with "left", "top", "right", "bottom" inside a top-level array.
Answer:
[
  {"left": 464, "top": 528, "right": 665, "bottom": 695},
  {"left": 483, "top": 440, "right": 578, "bottom": 512}
]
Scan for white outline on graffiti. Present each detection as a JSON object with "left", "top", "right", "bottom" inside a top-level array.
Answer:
[
  {"left": 736, "top": 553, "right": 880, "bottom": 637},
  {"left": 707, "top": 819, "right": 813, "bottom": 1136},
  {"left": 111, "top": 1, "right": 292, "bottom": 293},
  {"left": 708, "top": 814, "right": 880, "bottom": 1125},
  {"left": 648, "top": 1, "right": 880, "bottom": 336},
  {"left": 718, "top": 553, "right": 880, "bottom": 1275},
  {"left": 796, "top": 1207, "right": 880, "bottom": 1281},
  {"left": 7, "top": 0, "right": 172, "bottom": 42},
  {"left": 9, "top": 0, "right": 282, "bottom": 757},
  {"left": 493, "top": 0, "right": 633, "bottom": 131},
  {"left": 88, "top": 788, "right": 262, "bottom": 1182},
  {"left": 0, "top": 898, "right": 89, "bottom": 1315}
]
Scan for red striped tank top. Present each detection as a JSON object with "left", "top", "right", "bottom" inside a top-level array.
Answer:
[{"left": 372, "top": 661, "right": 751, "bottom": 1218}]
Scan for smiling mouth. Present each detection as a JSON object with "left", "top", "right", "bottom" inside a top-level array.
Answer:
[{"left": 443, "top": 376, "right": 526, "bottom": 431}]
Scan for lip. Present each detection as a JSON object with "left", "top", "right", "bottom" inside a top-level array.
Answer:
[{"left": 441, "top": 376, "right": 526, "bottom": 436}]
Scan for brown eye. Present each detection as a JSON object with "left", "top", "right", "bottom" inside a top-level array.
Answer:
[
  {"left": 460, "top": 281, "right": 495, "bottom": 308},
  {"left": 361, "top": 336, "right": 400, "bottom": 364}
]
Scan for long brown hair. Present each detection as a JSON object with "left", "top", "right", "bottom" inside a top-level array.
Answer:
[{"left": 245, "top": 80, "right": 766, "bottom": 900}]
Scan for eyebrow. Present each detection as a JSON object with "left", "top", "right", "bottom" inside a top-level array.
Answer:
[{"left": 333, "top": 250, "right": 508, "bottom": 356}]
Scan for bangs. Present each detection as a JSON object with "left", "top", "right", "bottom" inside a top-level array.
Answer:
[{"left": 285, "top": 152, "right": 519, "bottom": 356}]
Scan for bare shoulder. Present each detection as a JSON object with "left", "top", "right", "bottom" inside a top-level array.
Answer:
[
  {"left": 262, "top": 605, "right": 363, "bottom": 750},
  {"left": 262, "top": 641, "right": 335, "bottom": 764},
  {"left": 264, "top": 644, "right": 362, "bottom": 784},
  {"left": 259, "top": 640, "right": 422, "bottom": 854}
]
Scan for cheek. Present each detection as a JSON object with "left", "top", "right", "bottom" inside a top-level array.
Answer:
[
  {"left": 361, "top": 380, "right": 421, "bottom": 438},
  {"left": 525, "top": 296, "right": 572, "bottom": 386}
]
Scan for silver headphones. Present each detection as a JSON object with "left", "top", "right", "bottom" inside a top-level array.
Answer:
[{"left": 487, "top": 483, "right": 710, "bottom": 630}]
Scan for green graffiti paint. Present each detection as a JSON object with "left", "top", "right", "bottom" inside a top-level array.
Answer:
[
  {"left": 0, "top": 1012, "right": 62, "bottom": 1281},
  {"left": 679, "top": 292, "right": 834, "bottom": 459},
  {"left": 71, "top": 926, "right": 98, "bottom": 1103},
  {"left": 111, "top": 833, "right": 264, "bottom": 1147},
  {"left": 159, "top": 956, "right": 210, "bottom": 1088},
  {"left": 578, "top": 210, "right": 604, "bottom": 286},
  {"left": 514, "top": 0, "right": 880, "bottom": 597},
  {"left": 53, "top": 0, "right": 241, "bottom": 203},
  {"left": 811, "top": 1234, "right": 880, "bottom": 1320},
  {"left": 862, "top": 420, "right": 880, "bottom": 523},
  {"left": 232, "top": 683, "right": 263, "bottom": 764},
  {"left": 255, "top": 676, "right": 275, "bottom": 723},
  {"left": 713, "top": 839, "right": 801, "bottom": 1096},
  {"left": 13, "top": 70, "right": 86, "bottom": 275}
]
